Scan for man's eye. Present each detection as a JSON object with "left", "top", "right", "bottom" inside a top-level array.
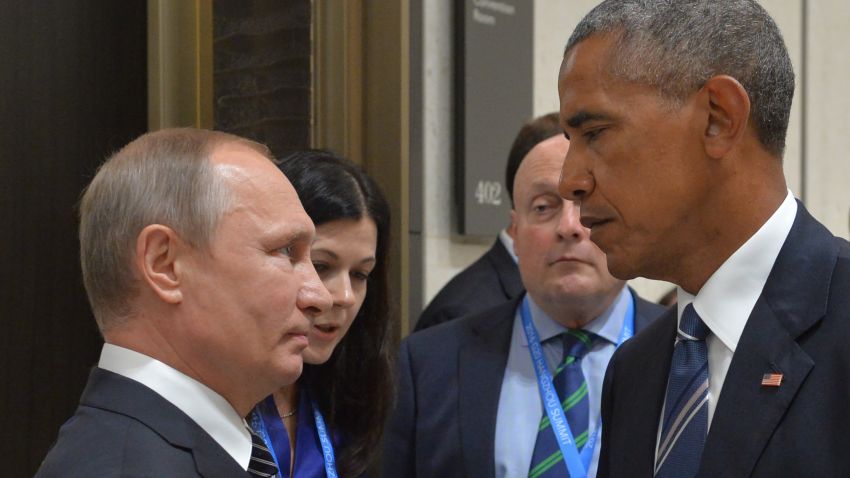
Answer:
[
  {"left": 584, "top": 128, "right": 604, "bottom": 141},
  {"left": 278, "top": 245, "right": 294, "bottom": 256},
  {"left": 313, "top": 262, "right": 328, "bottom": 273},
  {"left": 534, "top": 204, "right": 550, "bottom": 213}
]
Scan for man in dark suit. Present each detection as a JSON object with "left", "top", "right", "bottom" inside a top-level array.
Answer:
[
  {"left": 383, "top": 131, "right": 665, "bottom": 477},
  {"left": 37, "top": 129, "right": 331, "bottom": 477},
  {"left": 414, "top": 235, "right": 522, "bottom": 331},
  {"left": 415, "top": 113, "right": 563, "bottom": 331},
  {"left": 558, "top": 1, "right": 850, "bottom": 476}
]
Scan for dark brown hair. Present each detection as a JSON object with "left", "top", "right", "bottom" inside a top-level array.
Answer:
[{"left": 278, "top": 150, "right": 395, "bottom": 477}]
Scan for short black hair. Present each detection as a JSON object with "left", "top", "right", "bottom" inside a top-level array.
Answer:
[
  {"left": 565, "top": 0, "right": 794, "bottom": 157},
  {"left": 505, "top": 112, "right": 563, "bottom": 207}
]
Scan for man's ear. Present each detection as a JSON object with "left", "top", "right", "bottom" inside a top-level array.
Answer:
[
  {"left": 507, "top": 210, "right": 517, "bottom": 241},
  {"left": 700, "top": 75, "right": 751, "bottom": 159},
  {"left": 134, "top": 225, "right": 184, "bottom": 304}
]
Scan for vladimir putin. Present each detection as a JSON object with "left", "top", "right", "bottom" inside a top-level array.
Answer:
[{"left": 37, "top": 129, "right": 332, "bottom": 477}]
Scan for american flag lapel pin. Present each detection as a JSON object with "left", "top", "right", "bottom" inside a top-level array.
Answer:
[{"left": 761, "top": 372, "right": 783, "bottom": 387}]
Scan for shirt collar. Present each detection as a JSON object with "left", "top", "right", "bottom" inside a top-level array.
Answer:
[
  {"left": 676, "top": 190, "right": 797, "bottom": 352},
  {"left": 98, "top": 344, "right": 253, "bottom": 470},
  {"left": 521, "top": 286, "right": 631, "bottom": 346},
  {"left": 499, "top": 228, "right": 518, "bottom": 264}
]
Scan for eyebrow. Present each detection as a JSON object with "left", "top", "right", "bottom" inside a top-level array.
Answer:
[
  {"left": 565, "top": 110, "right": 612, "bottom": 129},
  {"left": 311, "top": 248, "right": 376, "bottom": 264},
  {"left": 279, "top": 227, "right": 313, "bottom": 247}
]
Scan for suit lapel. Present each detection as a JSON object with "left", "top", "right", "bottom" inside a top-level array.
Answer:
[
  {"left": 699, "top": 297, "right": 814, "bottom": 477},
  {"left": 458, "top": 300, "right": 517, "bottom": 477},
  {"left": 191, "top": 440, "right": 253, "bottom": 478},
  {"left": 630, "top": 288, "right": 668, "bottom": 334},
  {"left": 489, "top": 239, "right": 524, "bottom": 299},
  {"left": 82, "top": 368, "right": 249, "bottom": 477},
  {"left": 699, "top": 204, "right": 838, "bottom": 477},
  {"left": 629, "top": 309, "right": 677, "bottom": 475}
]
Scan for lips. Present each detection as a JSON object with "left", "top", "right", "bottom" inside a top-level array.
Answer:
[
  {"left": 551, "top": 256, "right": 586, "bottom": 265},
  {"left": 286, "top": 331, "right": 309, "bottom": 348},
  {"left": 285, "top": 319, "right": 311, "bottom": 347},
  {"left": 311, "top": 323, "right": 340, "bottom": 341}
]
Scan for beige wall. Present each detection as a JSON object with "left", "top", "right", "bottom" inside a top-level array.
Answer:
[
  {"left": 421, "top": 0, "right": 491, "bottom": 303},
  {"left": 806, "top": 0, "right": 850, "bottom": 240},
  {"left": 420, "top": 0, "right": 850, "bottom": 307}
]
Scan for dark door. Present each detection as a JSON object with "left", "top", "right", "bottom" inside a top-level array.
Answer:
[{"left": 0, "top": 1, "right": 148, "bottom": 474}]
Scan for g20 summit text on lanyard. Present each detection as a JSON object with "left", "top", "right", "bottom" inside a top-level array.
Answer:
[
  {"left": 312, "top": 399, "right": 339, "bottom": 478},
  {"left": 521, "top": 293, "right": 634, "bottom": 478}
]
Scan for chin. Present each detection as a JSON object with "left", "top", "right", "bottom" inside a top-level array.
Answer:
[
  {"left": 270, "top": 358, "right": 304, "bottom": 388},
  {"left": 302, "top": 347, "right": 333, "bottom": 366},
  {"left": 604, "top": 256, "right": 640, "bottom": 281}
]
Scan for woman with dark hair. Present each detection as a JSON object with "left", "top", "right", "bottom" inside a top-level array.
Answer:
[{"left": 248, "top": 150, "right": 395, "bottom": 477}]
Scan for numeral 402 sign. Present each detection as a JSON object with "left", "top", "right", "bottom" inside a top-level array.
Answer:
[{"left": 474, "top": 180, "right": 502, "bottom": 206}]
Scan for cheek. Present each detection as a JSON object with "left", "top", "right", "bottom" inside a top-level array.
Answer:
[
  {"left": 342, "top": 289, "right": 367, "bottom": 330},
  {"left": 515, "top": 227, "right": 553, "bottom": 261}
]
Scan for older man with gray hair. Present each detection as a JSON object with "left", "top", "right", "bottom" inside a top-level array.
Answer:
[
  {"left": 558, "top": 1, "right": 850, "bottom": 477},
  {"left": 37, "top": 128, "right": 332, "bottom": 477}
]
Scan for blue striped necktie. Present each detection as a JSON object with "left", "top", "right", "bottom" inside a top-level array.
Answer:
[
  {"left": 528, "top": 329, "right": 596, "bottom": 478},
  {"left": 247, "top": 427, "right": 279, "bottom": 477},
  {"left": 655, "top": 303, "right": 710, "bottom": 477}
]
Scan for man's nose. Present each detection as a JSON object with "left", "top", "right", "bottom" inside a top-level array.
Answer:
[
  {"left": 558, "top": 148, "right": 594, "bottom": 202},
  {"left": 298, "top": 263, "right": 333, "bottom": 318},
  {"left": 556, "top": 199, "right": 587, "bottom": 239}
]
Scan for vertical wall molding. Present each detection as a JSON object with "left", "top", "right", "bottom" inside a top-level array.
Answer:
[
  {"left": 313, "top": 0, "right": 364, "bottom": 164},
  {"left": 148, "top": 0, "right": 213, "bottom": 130},
  {"left": 800, "top": 0, "right": 808, "bottom": 202}
]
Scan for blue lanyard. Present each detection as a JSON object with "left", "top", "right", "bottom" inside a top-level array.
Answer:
[
  {"left": 251, "top": 393, "right": 339, "bottom": 478},
  {"left": 312, "top": 400, "right": 339, "bottom": 478},
  {"left": 521, "top": 292, "right": 635, "bottom": 477}
]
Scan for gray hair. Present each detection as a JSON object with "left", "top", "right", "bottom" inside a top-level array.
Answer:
[
  {"left": 79, "top": 128, "right": 272, "bottom": 331},
  {"left": 565, "top": 0, "right": 794, "bottom": 157}
]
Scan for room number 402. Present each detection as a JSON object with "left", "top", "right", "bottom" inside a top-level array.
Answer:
[{"left": 475, "top": 180, "right": 502, "bottom": 206}]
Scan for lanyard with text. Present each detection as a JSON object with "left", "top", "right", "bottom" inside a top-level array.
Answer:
[
  {"left": 521, "top": 292, "right": 635, "bottom": 477},
  {"left": 312, "top": 399, "right": 339, "bottom": 478}
]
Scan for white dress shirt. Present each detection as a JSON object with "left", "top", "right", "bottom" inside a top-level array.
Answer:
[
  {"left": 494, "top": 286, "right": 632, "bottom": 478},
  {"left": 499, "top": 228, "right": 519, "bottom": 263},
  {"left": 671, "top": 190, "right": 797, "bottom": 426},
  {"left": 98, "top": 344, "right": 253, "bottom": 470}
]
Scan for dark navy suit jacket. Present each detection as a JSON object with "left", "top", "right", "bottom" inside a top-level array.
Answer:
[
  {"left": 36, "top": 367, "right": 252, "bottom": 477},
  {"left": 598, "top": 203, "right": 850, "bottom": 477},
  {"left": 384, "top": 289, "right": 666, "bottom": 477},
  {"left": 415, "top": 239, "right": 523, "bottom": 332}
]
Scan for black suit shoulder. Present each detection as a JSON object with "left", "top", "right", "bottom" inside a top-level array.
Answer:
[
  {"left": 632, "top": 292, "right": 668, "bottom": 332},
  {"left": 37, "top": 368, "right": 249, "bottom": 478},
  {"left": 405, "top": 299, "right": 517, "bottom": 380},
  {"left": 37, "top": 404, "right": 201, "bottom": 477},
  {"left": 415, "top": 240, "right": 522, "bottom": 331},
  {"left": 383, "top": 300, "right": 518, "bottom": 478}
]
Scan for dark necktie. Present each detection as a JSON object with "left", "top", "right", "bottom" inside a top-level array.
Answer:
[
  {"left": 528, "top": 329, "right": 596, "bottom": 478},
  {"left": 655, "top": 303, "right": 710, "bottom": 477},
  {"left": 247, "top": 428, "right": 279, "bottom": 478}
]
